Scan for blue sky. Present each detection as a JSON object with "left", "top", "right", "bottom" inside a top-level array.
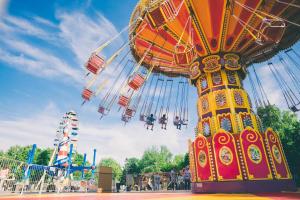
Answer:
[{"left": 0, "top": 0, "right": 299, "bottom": 165}]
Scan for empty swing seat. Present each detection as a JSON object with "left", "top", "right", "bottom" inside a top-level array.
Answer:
[
  {"left": 147, "top": 0, "right": 177, "bottom": 29},
  {"left": 174, "top": 44, "right": 195, "bottom": 66},
  {"left": 139, "top": 114, "right": 146, "bottom": 121},
  {"left": 290, "top": 105, "right": 300, "bottom": 113},
  {"left": 85, "top": 53, "right": 105, "bottom": 74},
  {"left": 256, "top": 18, "right": 286, "bottom": 45},
  {"left": 82, "top": 88, "right": 93, "bottom": 101},
  {"left": 128, "top": 74, "right": 145, "bottom": 90},
  {"left": 118, "top": 95, "right": 130, "bottom": 107},
  {"left": 98, "top": 105, "right": 108, "bottom": 115}
]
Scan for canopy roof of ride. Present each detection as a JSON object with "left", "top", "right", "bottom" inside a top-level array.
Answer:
[{"left": 129, "top": 0, "right": 300, "bottom": 76}]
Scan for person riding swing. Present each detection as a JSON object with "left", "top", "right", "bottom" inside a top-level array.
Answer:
[
  {"left": 174, "top": 116, "right": 181, "bottom": 130},
  {"left": 159, "top": 114, "right": 167, "bottom": 129},
  {"left": 146, "top": 114, "right": 156, "bottom": 130}
]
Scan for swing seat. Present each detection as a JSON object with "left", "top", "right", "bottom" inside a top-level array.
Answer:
[
  {"left": 85, "top": 53, "right": 105, "bottom": 75},
  {"left": 181, "top": 120, "right": 188, "bottom": 126},
  {"left": 98, "top": 106, "right": 109, "bottom": 115},
  {"left": 174, "top": 44, "right": 195, "bottom": 66},
  {"left": 173, "top": 120, "right": 180, "bottom": 126},
  {"left": 118, "top": 95, "right": 130, "bottom": 107},
  {"left": 140, "top": 114, "right": 146, "bottom": 121},
  {"left": 121, "top": 114, "right": 130, "bottom": 122},
  {"left": 128, "top": 73, "right": 145, "bottom": 90},
  {"left": 256, "top": 18, "right": 286, "bottom": 45},
  {"left": 146, "top": 121, "right": 154, "bottom": 126},
  {"left": 290, "top": 105, "right": 300, "bottom": 113},
  {"left": 147, "top": 0, "right": 177, "bottom": 29},
  {"left": 82, "top": 88, "right": 93, "bottom": 101}
]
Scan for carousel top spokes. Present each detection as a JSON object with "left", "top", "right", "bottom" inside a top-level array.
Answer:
[
  {"left": 81, "top": 0, "right": 300, "bottom": 130},
  {"left": 129, "top": 0, "right": 300, "bottom": 76}
]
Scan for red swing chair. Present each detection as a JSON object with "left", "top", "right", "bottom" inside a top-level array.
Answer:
[
  {"left": 256, "top": 17, "right": 286, "bottom": 45},
  {"left": 85, "top": 53, "right": 105, "bottom": 75},
  {"left": 128, "top": 73, "right": 145, "bottom": 90},
  {"left": 98, "top": 105, "right": 110, "bottom": 116},
  {"left": 81, "top": 88, "right": 93, "bottom": 101},
  {"left": 118, "top": 95, "right": 130, "bottom": 107},
  {"left": 173, "top": 16, "right": 196, "bottom": 66},
  {"left": 174, "top": 44, "right": 196, "bottom": 66},
  {"left": 146, "top": 0, "right": 179, "bottom": 29}
]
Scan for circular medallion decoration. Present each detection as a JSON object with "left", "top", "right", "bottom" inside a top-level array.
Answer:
[
  {"left": 190, "top": 61, "right": 201, "bottom": 80},
  {"left": 201, "top": 98, "right": 209, "bottom": 112},
  {"left": 242, "top": 115, "right": 253, "bottom": 128},
  {"left": 202, "top": 55, "right": 221, "bottom": 72},
  {"left": 212, "top": 72, "right": 222, "bottom": 85},
  {"left": 219, "top": 146, "right": 233, "bottom": 165},
  {"left": 247, "top": 144, "right": 262, "bottom": 164},
  {"left": 224, "top": 54, "right": 241, "bottom": 70},
  {"left": 198, "top": 150, "right": 207, "bottom": 167},
  {"left": 272, "top": 145, "right": 282, "bottom": 164},
  {"left": 202, "top": 122, "right": 210, "bottom": 136},
  {"left": 227, "top": 71, "right": 236, "bottom": 84},
  {"left": 215, "top": 93, "right": 226, "bottom": 107},
  {"left": 234, "top": 91, "right": 244, "bottom": 106},
  {"left": 220, "top": 118, "right": 232, "bottom": 132}
]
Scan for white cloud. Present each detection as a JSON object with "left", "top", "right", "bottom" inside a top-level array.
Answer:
[
  {"left": 0, "top": 0, "right": 9, "bottom": 16},
  {"left": 2, "top": 15, "right": 59, "bottom": 42},
  {"left": 0, "top": 39, "right": 82, "bottom": 83},
  {"left": 56, "top": 11, "right": 122, "bottom": 65},
  {"left": 0, "top": 9, "right": 123, "bottom": 86},
  {"left": 0, "top": 103, "right": 194, "bottom": 165}
]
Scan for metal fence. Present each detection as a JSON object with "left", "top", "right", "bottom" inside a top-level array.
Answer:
[{"left": 0, "top": 157, "right": 98, "bottom": 195}]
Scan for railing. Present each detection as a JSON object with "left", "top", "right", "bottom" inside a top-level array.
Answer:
[{"left": 0, "top": 157, "right": 98, "bottom": 195}]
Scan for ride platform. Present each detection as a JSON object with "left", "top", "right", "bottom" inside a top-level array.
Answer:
[{"left": 0, "top": 192, "right": 300, "bottom": 200}]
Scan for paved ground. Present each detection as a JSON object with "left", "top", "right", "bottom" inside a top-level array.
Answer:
[{"left": 0, "top": 192, "right": 300, "bottom": 200}]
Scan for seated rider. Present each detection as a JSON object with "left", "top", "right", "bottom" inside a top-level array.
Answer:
[
  {"left": 159, "top": 114, "right": 167, "bottom": 130},
  {"left": 174, "top": 116, "right": 181, "bottom": 130},
  {"left": 146, "top": 114, "right": 156, "bottom": 130},
  {"left": 122, "top": 115, "right": 129, "bottom": 124}
]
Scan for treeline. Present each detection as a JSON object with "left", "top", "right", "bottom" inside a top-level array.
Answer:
[
  {"left": 99, "top": 146, "right": 189, "bottom": 183},
  {"left": 0, "top": 144, "right": 188, "bottom": 183},
  {"left": 1, "top": 105, "right": 299, "bottom": 185}
]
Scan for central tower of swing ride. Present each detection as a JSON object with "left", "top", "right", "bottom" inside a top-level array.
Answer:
[{"left": 81, "top": 0, "right": 300, "bottom": 193}]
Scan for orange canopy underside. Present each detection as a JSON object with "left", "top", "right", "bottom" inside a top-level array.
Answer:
[{"left": 129, "top": 0, "right": 300, "bottom": 76}]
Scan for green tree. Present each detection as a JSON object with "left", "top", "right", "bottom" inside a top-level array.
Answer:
[
  {"left": 139, "top": 146, "right": 173, "bottom": 173},
  {"left": 183, "top": 153, "right": 189, "bottom": 167},
  {"left": 36, "top": 149, "right": 51, "bottom": 165},
  {"left": 5, "top": 145, "right": 33, "bottom": 162},
  {"left": 124, "top": 158, "right": 141, "bottom": 175},
  {"left": 99, "top": 158, "right": 122, "bottom": 181},
  {"left": 257, "top": 105, "right": 300, "bottom": 185}
]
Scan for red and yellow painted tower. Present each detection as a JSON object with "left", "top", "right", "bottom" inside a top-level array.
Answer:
[{"left": 129, "top": 0, "right": 299, "bottom": 192}]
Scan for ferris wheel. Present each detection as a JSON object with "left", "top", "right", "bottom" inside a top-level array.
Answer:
[{"left": 54, "top": 111, "right": 79, "bottom": 166}]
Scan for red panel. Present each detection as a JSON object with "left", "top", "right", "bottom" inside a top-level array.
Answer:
[
  {"left": 240, "top": 128, "right": 272, "bottom": 180},
  {"left": 225, "top": 0, "right": 260, "bottom": 51},
  {"left": 194, "top": 135, "right": 213, "bottom": 181},
  {"left": 188, "top": 141, "right": 197, "bottom": 182},
  {"left": 135, "top": 38, "right": 173, "bottom": 57},
  {"left": 174, "top": 3, "right": 205, "bottom": 55},
  {"left": 265, "top": 129, "right": 291, "bottom": 179},
  {"left": 213, "top": 130, "right": 242, "bottom": 181},
  {"left": 208, "top": 0, "right": 225, "bottom": 51}
]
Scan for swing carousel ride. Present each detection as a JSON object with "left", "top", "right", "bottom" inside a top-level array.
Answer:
[{"left": 81, "top": 0, "right": 300, "bottom": 193}]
